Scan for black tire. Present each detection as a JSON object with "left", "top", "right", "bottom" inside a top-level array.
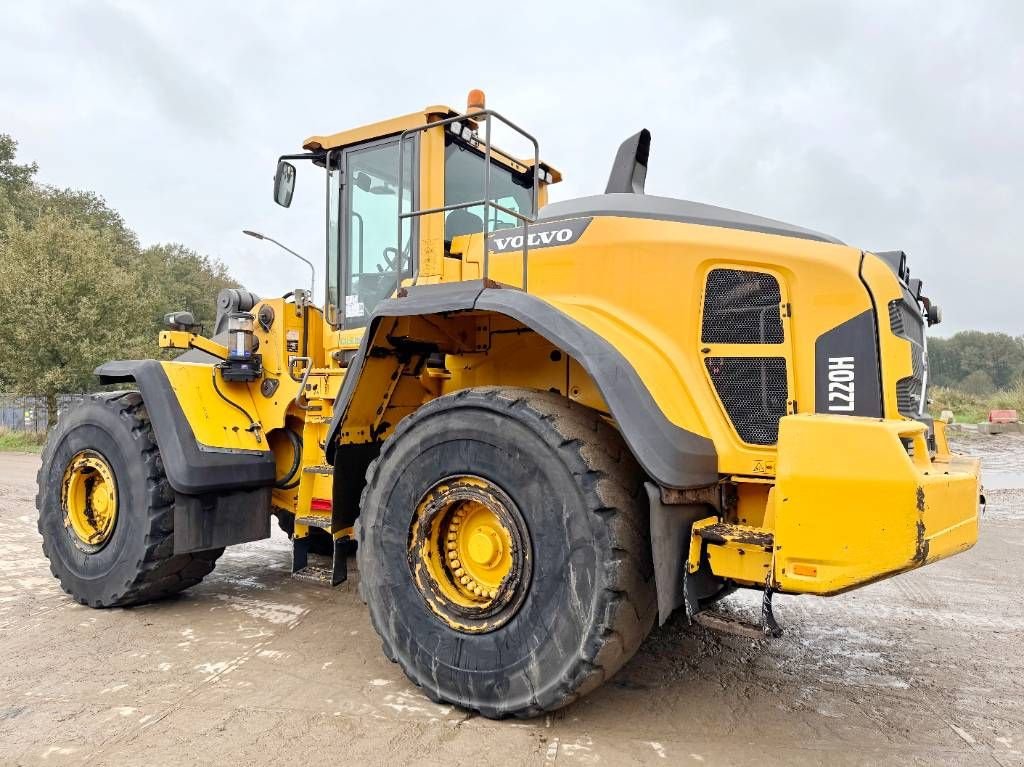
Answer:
[
  {"left": 357, "top": 387, "right": 657, "bottom": 718},
  {"left": 36, "top": 392, "right": 223, "bottom": 607}
]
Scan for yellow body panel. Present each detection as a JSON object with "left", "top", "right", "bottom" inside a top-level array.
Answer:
[
  {"left": 160, "top": 361, "right": 269, "bottom": 452},
  {"left": 861, "top": 252, "right": 916, "bottom": 418},
  {"left": 772, "top": 414, "right": 980, "bottom": 594},
  {"left": 453, "top": 215, "right": 868, "bottom": 476},
  {"left": 139, "top": 98, "right": 980, "bottom": 612},
  {"left": 303, "top": 105, "right": 454, "bottom": 151}
]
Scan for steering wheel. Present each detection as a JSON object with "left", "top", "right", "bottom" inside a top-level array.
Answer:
[
  {"left": 379, "top": 247, "right": 400, "bottom": 272},
  {"left": 377, "top": 241, "right": 414, "bottom": 274}
]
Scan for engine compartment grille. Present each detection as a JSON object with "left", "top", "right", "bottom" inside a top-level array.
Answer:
[
  {"left": 888, "top": 297, "right": 925, "bottom": 346},
  {"left": 896, "top": 345, "right": 926, "bottom": 415},
  {"left": 701, "top": 269, "right": 784, "bottom": 344},
  {"left": 705, "top": 357, "right": 788, "bottom": 445},
  {"left": 889, "top": 292, "right": 927, "bottom": 417}
]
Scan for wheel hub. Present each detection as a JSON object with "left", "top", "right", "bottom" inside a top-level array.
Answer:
[
  {"left": 61, "top": 450, "right": 118, "bottom": 551},
  {"left": 409, "top": 475, "right": 531, "bottom": 633}
]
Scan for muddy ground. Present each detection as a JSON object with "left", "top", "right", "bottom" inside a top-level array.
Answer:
[{"left": 1, "top": 434, "right": 1022, "bottom": 766}]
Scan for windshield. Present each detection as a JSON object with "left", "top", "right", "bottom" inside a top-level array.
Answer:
[{"left": 443, "top": 137, "right": 534, "bottom": 242}]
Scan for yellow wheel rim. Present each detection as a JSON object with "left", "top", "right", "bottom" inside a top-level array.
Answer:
[
  {"left": 61, "top": 450, "right": 118, "bottom": 550},
  {"left": 410, "top": 476, "right": 531, "bottom": 633}
]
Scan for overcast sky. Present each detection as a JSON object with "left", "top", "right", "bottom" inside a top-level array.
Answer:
[{"left": 2, "top": 1, "right": 1021, "bottom": 335}]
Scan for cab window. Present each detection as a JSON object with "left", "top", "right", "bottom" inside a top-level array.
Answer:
[
  {"left": 443, "top": 137, "right": 533, "bottom": 244},
  {"left": 340, "top": 139, "right": 415, "bottom": 328}
]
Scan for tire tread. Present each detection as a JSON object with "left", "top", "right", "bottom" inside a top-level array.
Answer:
[
  {"left": 358, "top": 386, "right": 657, "bottom": 718},
  {"left": 36, "top": 391, "right": 222, "bottom": 608}
]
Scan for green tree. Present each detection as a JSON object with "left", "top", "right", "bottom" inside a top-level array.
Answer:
[
  {"left": 0, "top": 132, "right": 241, "bottom": 426},
  {"left": 926, "top": 336, "right": 957, "bottom": 387},
  {"left": 0, "top": 213, "right": 153, "bottom": 425},
  {"left": 0, "top": 134, "right": 39, "bottom": 226},
  {"left": 929, "top": 331, "right": 1024, "bottom": 389},
  {"left": 35, "top": 187, "right": 139, "bottom": 265},
  {"left": 139, "top": 243, "right": 235, "bottom": 336},
  {"left": 958, "top": 370, "right": 996, "bottom": 397}
]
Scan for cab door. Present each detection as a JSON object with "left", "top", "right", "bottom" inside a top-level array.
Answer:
[{"left": 329, "top": 137, "right": 417, "bottom": 330}]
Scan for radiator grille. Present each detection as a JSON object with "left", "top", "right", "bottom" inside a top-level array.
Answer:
[
  {"left": 705, "top": 357, "right": 788, "bottom": 445},
  {"left": 701, "top": 269, "right": 784, "bottom": 344}
]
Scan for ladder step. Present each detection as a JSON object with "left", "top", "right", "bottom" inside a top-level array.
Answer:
[
  {"left": 697, "top": 523, "right": 774, "bottom": 550},
  {"left": 694, "top": 610, "right": 772, "bottom": 640},
  {"left": 292, "top": 563, "right": 336, "bottom": 586},
  {"left": 295, "top": 515, "right": 332, "bottom": 530},
  {"left": 303, "top": 465, "right": 334, "bottom": 475},
  {"left": 291, "top": 538, "right": 349, "bottom": 587}
]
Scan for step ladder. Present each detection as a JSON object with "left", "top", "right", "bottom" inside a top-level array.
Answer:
[
  {"left": 690, "top": 520, "right": 783, "bottom": 638},
  {"left": 291, "top": 464, "right": 353, "bottom": 587}
]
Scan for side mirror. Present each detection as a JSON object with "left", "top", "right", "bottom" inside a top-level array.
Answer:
[
  {"left": 164, "top": 310, "right": 198, "bottom": 332},
  {"left": 274, "top": 161, "right": 296, "bottom": 208}
]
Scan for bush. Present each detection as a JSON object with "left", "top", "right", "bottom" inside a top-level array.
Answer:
[
  {"left": 0, "top": 429, "right": 46, "bottom": 452},
  {"left": 929, "top": 378, "right": 1024, "bottom": 423},
  {"left": 958, "top": 370, "right": 996, "bottom": 397}
]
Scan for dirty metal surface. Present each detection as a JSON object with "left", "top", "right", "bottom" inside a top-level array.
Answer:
[
  {"left": 698, "top": 521, "right": 776, "bottom": 549},
  {"left": 1, "top": 437, "right": 1022, "bottom": 765}
]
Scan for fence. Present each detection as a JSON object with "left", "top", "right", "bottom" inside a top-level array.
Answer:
[{"left": 0, "top": 394, "right": 87, "bottom": 433}]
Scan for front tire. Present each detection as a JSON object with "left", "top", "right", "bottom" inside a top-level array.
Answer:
[
  {"left": 36, "top": 392, "right": 222, "bottom": 607},
  {"left": 357, "top": 387, "right": 656, "bottom": 718}
]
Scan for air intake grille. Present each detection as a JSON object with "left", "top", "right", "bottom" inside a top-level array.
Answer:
[
  {"left": 889, "top": 292, "right": 927, "bottom": 417},
  {"left": 705, "top": 357, "right": 788, "bottom": 445},
  {"left": 896, "top": 346, "right": 926, "bottom": 415},
  {"left": 701, "top": 269, "right": 784, "bottom": 344},
  {"left": 888, "top": 298, "right": 925, "bottom": 346}
]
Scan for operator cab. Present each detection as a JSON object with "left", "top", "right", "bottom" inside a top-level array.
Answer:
[{"left": 271, "top": 90, "right": 561, "bottom": 330}]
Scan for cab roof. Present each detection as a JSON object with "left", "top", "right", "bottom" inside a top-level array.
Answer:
[
  {"left": 302, "top": 104, "right": 562, "bottom": 183},
  {"left": 302, "top": 105, "right": 455, "bottom": 152}
]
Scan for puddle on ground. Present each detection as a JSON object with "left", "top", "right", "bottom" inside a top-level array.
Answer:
[
  {"left": 949, "top": 431, "right": 1024, "bottom": 489},
  {"left": 982, "top": 470, "right": 1024, "bottom": 490}
]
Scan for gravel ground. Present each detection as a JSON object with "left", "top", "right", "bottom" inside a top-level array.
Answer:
[{"left": 1, "top": 434, "right": 1022, "bottom": 766}]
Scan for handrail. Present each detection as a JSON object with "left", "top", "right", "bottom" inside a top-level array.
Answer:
[{"left": 396, "top": 109, "right": 541, "bottom": 292}]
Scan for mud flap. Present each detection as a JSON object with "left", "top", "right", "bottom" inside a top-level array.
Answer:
[
  {"left": 646, "top": 482, "right": 715, "bottom": 625},
  {"left": 173, "top": 487, "right": 272, "bottom": 554}
]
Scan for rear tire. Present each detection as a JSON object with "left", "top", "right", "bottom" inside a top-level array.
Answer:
[
  {"left": 36, "top": 392, "right": 222, "bottom": 607},
  {"left": 358, "top": 387, "right": 657, "bottom": 718}
]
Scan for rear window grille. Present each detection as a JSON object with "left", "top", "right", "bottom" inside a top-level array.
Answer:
[
  {"left": 701, "top": 269, "right": 784, "bottom": 344},
  {"left": 705, "top": 357, "right": 788, "bottom": 445}
]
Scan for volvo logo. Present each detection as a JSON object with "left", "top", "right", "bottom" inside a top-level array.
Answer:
[{"left": 487, "top": 218, "right": 591, "bottom": 254}]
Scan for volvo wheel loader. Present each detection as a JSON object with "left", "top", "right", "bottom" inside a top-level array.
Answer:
[{"left": 36, "top": 90, "right": 982, "bottom": 718}]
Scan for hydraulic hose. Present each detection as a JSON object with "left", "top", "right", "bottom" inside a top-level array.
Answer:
[
  {"left": 275, "top": 428, "right": 303, "bottom": 490},
  {"left": 211, "top": 367, "right": 262, "bottom": 443}
]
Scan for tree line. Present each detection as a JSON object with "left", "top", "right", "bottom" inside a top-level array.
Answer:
[
  {"left": 1, "top": 130, "right": 1018, "bottom": 424},
  {"left": 0, "top": 134, "right": 238, "bottom": 424},
  {"left": 929, "top": 332, "right": 1024, "bottom": 396}
]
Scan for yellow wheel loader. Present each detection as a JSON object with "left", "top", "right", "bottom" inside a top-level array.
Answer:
[{"left": 36, "top": 90, "right": 982, "bottom": 718}]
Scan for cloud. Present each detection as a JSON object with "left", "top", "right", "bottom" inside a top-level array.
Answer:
[{"left": 1, "top": 0, "right": 1020, "bottom": 333}]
